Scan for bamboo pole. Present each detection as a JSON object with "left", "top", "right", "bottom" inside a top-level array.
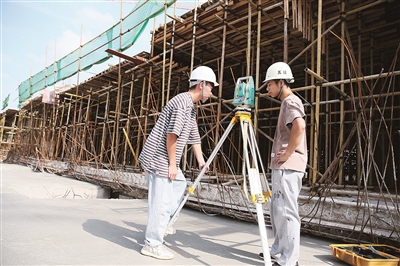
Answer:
[
  {"left": 143, "top": 19, "right": 157, "bottom": 155},
  {"left": 61, "top": 98, "right": 73, "bottom": 160},
  {"left": 49, "top": 39, "right": 58, "bottom": 160},
  {"left": 55, "top": 98, "right": 65, "bottom": 158},
  {"left": 294, "top": 70, "right": 400, "bottom": 91},
  {"left": 166, "top": 3, "right": 177, "bottom": 103},
  {"left": 122, "top": 128, "right": 136, "bottom": 159},
  {"left": 283, "top": 0, "right": 288, "bottom": 63},
  {"left": 76, "top": 95, "right": 84, "bottom": 160},
  {"left": 190, "top": 2, "right": 198, "bottom": 72},
  {"left": 246, "top": 2, "right": 251, "bottom": 76},
  {"left": 41, "top": 95, "right": 47, "bottom": 159},
  {"left": 367, "top": 34, "right": 375, "bottom": 188},
  {"left": 123, "top": 75, "right": 134, "bottom": 167},
  {"left": 213, "top": 0, "right": 228, "bottom": 174},
  {"left": 112, "top": 0, "right": 124, "bottom": 168},
  {"left": 29, "top": 59, "right": 34, "bottom": 156},
  {"left": 136, "top": 77, "right": 146, "bottom": 167},
  {"left": 93, "top": 99, "right": 100, "bottom": 164},
  {"left": 112, "top": 76, "right": 122, "bottom": 168},
  {"left": 42, "top": 46, "right": 48, "bottom": 159},
  {"left": 253, "top": 0, "right": 261, "bottom": 144},
  {"left": 161, "top": 0, "right": 168, "bottom": 108},
  {"left": 309, "top": 28, "right": 315, "bottom": 186},
  {"left": 338, "top": 0, "right": 345, "bottom": 185},
  {"left": 100, "top": 87, "right": 110, "bottom": 164},
  {"left": 311, "top": 0, "right": 322, "bottom": 183},
  {"left": 324, "top": 35, "right": 330, "bottom": 171},
  {"left": 80, "top": 89, "right": 92, "bottom": 161},
  {"left": 0, "top": 115, "right": 5, "bottom": 149},
  {"left": 356, "top": 13, "right": 362, "bottom": 185},
  {"left": 9, "top": 113, "right": 17, "bottom": 149},
  {"left": 72, "top": 23, "right": 84, "bottom": 162},
  {"left": 49, "top": 100, "right": 58, "bottom": 159},
  {"left": 182, "top": 1, "right": 199, "bottom": 172},
  {"left": 238, "top": 0, "right": 252, "bottom": 182}
]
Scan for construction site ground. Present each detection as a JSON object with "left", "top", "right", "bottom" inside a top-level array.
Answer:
[{"left": 1, "top": 162, "right": 347, "bottom": 266}]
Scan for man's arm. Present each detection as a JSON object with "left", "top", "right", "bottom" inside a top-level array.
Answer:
[
  {"left": 192, "top": 143, "right": 208, "bottom": 171},
  {"left": 166, "top": 133, "right": 178, "bottom": 180},
  {"left": 276, "top": 117, "right": 306, "bottom": 163}
]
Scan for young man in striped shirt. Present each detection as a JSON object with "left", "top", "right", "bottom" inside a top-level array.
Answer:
[{"left": 138, "top": 66, "right": 219, "bottom": 260}]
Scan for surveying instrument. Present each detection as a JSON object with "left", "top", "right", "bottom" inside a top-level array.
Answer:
[{"left": 168, "top": 76, "right": 273, "bottom": 266}]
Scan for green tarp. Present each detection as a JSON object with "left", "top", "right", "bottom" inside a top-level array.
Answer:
[{"left": 18, "top": 0, "right": 176, "bottom": 106}]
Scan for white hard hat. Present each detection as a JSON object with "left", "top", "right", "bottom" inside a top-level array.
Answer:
[
  {"left": 263, "top": 62, "right": 294, "bottom": 83},
  {"left": 189, "top": 66, "right": 219, "bottom": 87}
]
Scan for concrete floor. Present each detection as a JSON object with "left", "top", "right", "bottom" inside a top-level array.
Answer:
[{"left": 1, "top": 162, "right": 347, "bottom": 265}]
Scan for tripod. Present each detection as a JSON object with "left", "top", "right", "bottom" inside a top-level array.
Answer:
[{"left": 168, "top": 107, "right": 273, "bottom": 266}]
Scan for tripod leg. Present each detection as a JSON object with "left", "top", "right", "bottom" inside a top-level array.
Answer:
[
  {"left": 240, "top": 118, "right": 271, "bottom": 266},
  {"left": 248, "top": 122, "right": 271, "bottom": 194},
  {"left": 240, "top": 118, "right": 250, "bottom": 200},
  {"left": 249, "top": 168, "right": 272, "bottom": 266},
  {"left": 167, "top": 118, "right": 237, "bottom": 228}
]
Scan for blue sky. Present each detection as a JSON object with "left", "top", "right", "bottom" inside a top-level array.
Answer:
[{"left": 1, "top": 0, "right": 191, "bottom": 111}]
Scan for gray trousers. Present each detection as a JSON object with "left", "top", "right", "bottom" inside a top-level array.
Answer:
[
  {"left": 270, "top": 169, "right": 303, "bottom": 266},
  {"left": 144, "top": 169, "right": 186, "bottom": 247}
]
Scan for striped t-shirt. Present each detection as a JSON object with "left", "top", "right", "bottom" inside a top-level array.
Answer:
[{"left": 138, "top": 92, "right": 201, "bottom": 178}]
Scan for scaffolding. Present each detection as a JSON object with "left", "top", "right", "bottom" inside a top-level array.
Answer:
[{"left": 3, "top": 0, "right": 400, "bottom": 245}]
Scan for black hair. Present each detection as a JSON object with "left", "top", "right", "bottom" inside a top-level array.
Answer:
[{"left": 272, "top": 79, "right": 291, "bottom": 87}]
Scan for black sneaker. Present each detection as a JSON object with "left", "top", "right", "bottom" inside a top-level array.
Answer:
[{"left": 258, "top": 253, "right": 277, "bottom": 262}]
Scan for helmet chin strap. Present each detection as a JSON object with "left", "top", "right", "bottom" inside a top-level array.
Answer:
[
  {"left": 276, "top": 81, "right": 284, "bottom": 100},
  {"left": 201, "top": 81, "right": 207, "bottom": 103}
]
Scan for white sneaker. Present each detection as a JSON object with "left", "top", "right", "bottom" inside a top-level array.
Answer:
[
  {"left": 141, "top": 244, "right": 174, "bottom": 260},
  {"left": 164, "top": 226, "right": 176, "bottom": 236}
]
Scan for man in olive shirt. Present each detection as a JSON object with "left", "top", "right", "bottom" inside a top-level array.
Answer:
[{"left": 260, "top": 62, "right": 307, "bottom": 266}]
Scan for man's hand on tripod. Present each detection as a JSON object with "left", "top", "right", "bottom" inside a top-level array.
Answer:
[{"left": 199, "top": 161, "right": 209, "bottom": 173}]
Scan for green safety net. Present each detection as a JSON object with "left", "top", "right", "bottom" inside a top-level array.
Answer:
[{"left": 18, "top": 0, "right": 176, "bottom": 106}]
